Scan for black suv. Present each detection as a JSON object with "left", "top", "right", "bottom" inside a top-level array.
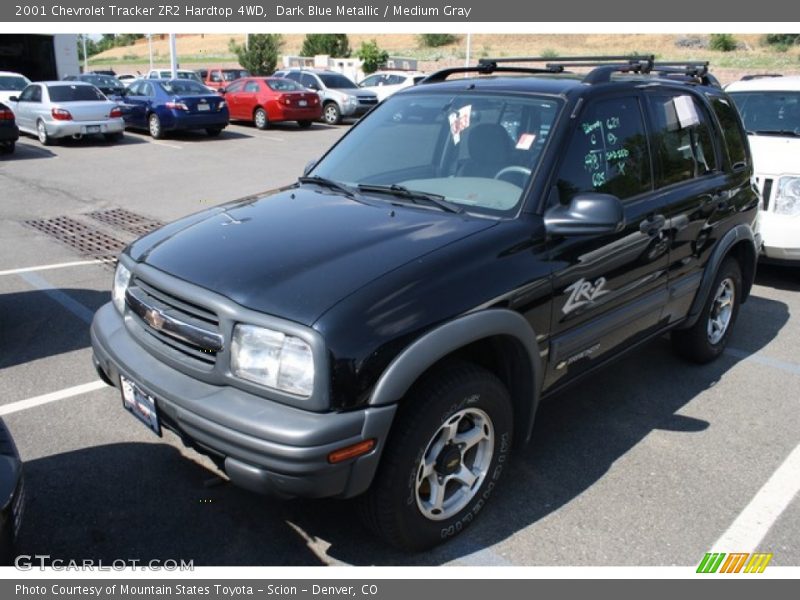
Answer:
[{"left": 91, "top": 56, "right": 760, "bottom": 551}]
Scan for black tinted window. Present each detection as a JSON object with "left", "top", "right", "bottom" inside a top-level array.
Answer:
[
  {"left": 709, "top": 96, "right": 748, "bottom": 169},
  {"left": 319, "top": 73, "right": 356, "bottom": 89},
  {"left": 556, "top": 96, "right": 652, "bottom": 203},
  {"left": 647, "top": 94, "right": 718, "bottom": 186},
  {"left": 48, "top": 84, "right": 105, "bottom": 102}
]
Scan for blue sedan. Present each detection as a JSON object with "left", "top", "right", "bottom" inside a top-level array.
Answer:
[{"left": 122, "top": 79, "right": 229, "bottom": 138}]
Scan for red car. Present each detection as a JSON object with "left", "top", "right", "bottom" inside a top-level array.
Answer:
[{"left": 223, "top": 77, "right": 322, "bottom": 129}]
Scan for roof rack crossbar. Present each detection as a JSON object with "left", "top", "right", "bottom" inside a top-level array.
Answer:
[
  {"left": 478, "top": 55, "right": 654, "bottom": 66},
  {"left": 419, "top": 65, "right": 560, "bottom": 84}
]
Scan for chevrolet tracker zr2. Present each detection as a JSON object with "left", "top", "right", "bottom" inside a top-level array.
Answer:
[{"left": 91, "top": 56, "right": 760, "bottom": 551}]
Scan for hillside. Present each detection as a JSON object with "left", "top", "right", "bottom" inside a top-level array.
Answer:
[{"left": 88, "top": 33, "right": 800, "bottom": 84}]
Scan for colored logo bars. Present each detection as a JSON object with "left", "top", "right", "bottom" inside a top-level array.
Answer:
[{"left": 696, "top": 552, "right": 773, "bottom": 573}]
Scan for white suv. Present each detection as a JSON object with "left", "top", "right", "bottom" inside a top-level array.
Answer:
[{"left": 727, "top": 75, "right": 800, "bottom": 262}]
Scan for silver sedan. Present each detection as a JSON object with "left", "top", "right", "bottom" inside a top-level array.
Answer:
[{"left": 8, "top": 81, "right": 125, "bottom": 145}]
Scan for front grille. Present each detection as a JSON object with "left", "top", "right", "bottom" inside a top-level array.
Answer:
[
  {"left": 357, "top": 96, "right": 378, "bottom": 106},
  {"left": 762, "top": 178, "right": 773, "bottom": 211},
  {"left": 128, "top": 276, "right": 221, "bottom": 369}
]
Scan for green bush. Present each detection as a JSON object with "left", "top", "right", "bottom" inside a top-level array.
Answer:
[
  {"left": 541, "top": 48, "right": 559, "bottom": 59},
  {"left": 301, "top": 34, "right": 351, "bottom": 58},
  {"left": 710, "top": 34, "right": 738, "bottom": 52},
  {"left": 763, "top": 33, "right": 800, "bottom": 47},
  {"left": 419, "top": 34, "right": 458, "bottom": 48},
  {"left": 356, "top": 40, "right": 388, "bottom": 75},
  {"left": 229, "top": 34, "right": 283, "bottom": 76}
]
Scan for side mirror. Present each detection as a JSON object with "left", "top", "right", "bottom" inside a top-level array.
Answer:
[
  {"left": 9, "top": 96, "right": 18, "bottom": 102},
  {"left": 544, "top": 192, "right": 625, "bottom": 236},
  {"left": 303, "top": 159, "right": 318, "bottom": 176}
]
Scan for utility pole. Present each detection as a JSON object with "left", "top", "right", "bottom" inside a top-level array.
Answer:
[
  {"left": 148, "top": 33, "right": 154, "bottom": 71},
  {"left": 81, "top": 34, "right": 88, "bottom": 73},
  {"left": 169, "top": 33, "right": 178, "bottom": 78}
]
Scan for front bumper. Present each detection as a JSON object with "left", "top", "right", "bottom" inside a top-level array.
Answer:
[
  {"left": 46, "top": 118, "right": 124, "bottom": 139},
  {"left": 758, "top": 210, "right": 800, "bottom": 262},
  {"left": 340, "top": 103, "right": 374, "bottom": 118},
  {"left": 164, "top": 110, "right": 229, "bottom": 132},
  {"left": 91, "top": 303, "right": 395, "bottom": 499}
]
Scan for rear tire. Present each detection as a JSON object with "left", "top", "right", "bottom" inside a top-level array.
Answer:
[
  {"left": 297, "top": 120, "right": 313, "bottom": 129},
  {"left": 360, "top": 362, "right": 513, "bottom": 551},
  {"left": 672, "top": 257, "right": 742, "bottom": 364},
  {"left": 254, "top": 108, "right": 269, "bottom": 130},
  {"left": 0, "top": 141, "right": 13, "bottom": 154},
  {"left": 36, "top": 120, "right": 52, "bottom": 146},
  {"left": 148, "top": 113, "right": 163, "bottom": 139},
  {"left": 205, "top": 127, "right": 222, "bottom": 137}
]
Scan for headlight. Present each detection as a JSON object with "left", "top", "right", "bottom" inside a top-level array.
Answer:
[
  {"left": 774, "top": 176, "right": 800, "bottom": 216},
  {"left": 345, "top": 95, "right": 357, "bottom": 106},
  {"left": 231, "top": 324, "right": 314, "bottom": 397},
  {"left": 112, "top": 262, "right": 131, "bottom": 314}
]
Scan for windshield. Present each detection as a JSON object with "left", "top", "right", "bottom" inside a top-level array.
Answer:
[
  {"left": 310, "top": 91, "right": 562, "bottom": 216},
  {"left": 159, "top": 80, "right": 210, "bottom": 95},
  {"left": 223, "top": 69, "right": 249, "bottom": 81},
  {"left": 47, "top": 84, "right": 106, "bottom": 102},
  {"left": 83, "top": 75, "right": 123, "bottom": 88},
  {"left": 0, "top": 75, "right": 30, "bottom": 91},
  {"left": 319, "top": 73, "right": 357, "bottom": 89},
  {"left": 729, "top": 91, "right": 800, "bottom": 134},
  {"left": 267, "top": 78, "right": 304, "bottom": 92}
]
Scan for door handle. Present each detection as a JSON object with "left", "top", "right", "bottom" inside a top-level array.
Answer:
[{"left": 640, "top": 214, "right": 666, "bottom": 237}]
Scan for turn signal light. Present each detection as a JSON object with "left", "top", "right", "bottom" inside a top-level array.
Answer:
[
  {"left": 327, "top": 439, "right": 376, "bottom": 464},
  {"left": 51, "top": 108, "right": 72, "bottom": 121}
]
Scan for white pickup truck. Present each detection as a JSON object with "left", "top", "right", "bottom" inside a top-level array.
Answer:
[{"left": 727, "top": 75, "right": 800, "bottom": 263}]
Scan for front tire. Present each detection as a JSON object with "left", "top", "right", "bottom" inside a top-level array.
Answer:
[
  {"left": 297, "top": 120, "right": 313, "bottom": 129},
  {"left": 360, "top": 362, "right": 513, "bottom": 551},
  {"left": 36, "top": 120, "right": 52, "bottom": 146},
  {"left": 0, "top": 141, "right": 13, "bottom": 154},
  {"left": 322, "top": 102, "right": 341, "bottom": 125},
  {"left": 148, "top": 113, "right": 163, "bottom": 139},
  {"left": 205, "top": 127, "right": 222, "bottom": 137},
  {"left": 672, "top": 257, "right": 742, "bottom": 363},
  {"left": 254, "top": 108, "right": 268, "bottom": 130}
]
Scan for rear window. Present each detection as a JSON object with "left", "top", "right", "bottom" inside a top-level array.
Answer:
[
  {"left": 266, "top": 79, "right": 304, "bottom": 92},
  {"left": 47, "top": 84, "right": 106, "bottom": 102},
  {"left": 0, "top": 75, "right": 29, "bottom": 91},
  {"left": 159, "top": 81, "right": 209, "bottom": 95},
  {"left": 318, "top": 73, "right": 357, "bottom": 89},
  {"left": 223, "top": 69, "right": 249, "bottom": 81}
]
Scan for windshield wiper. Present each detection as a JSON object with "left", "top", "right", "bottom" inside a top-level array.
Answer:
[
  {"left": 751, "top": 129, "right": 800, "bottom": 137},
  {"left": 298, "top": 175, "right": 359, "bottom": 199},
  {"left": 357, "top": 184, "right": 464, "bottom": 214}
]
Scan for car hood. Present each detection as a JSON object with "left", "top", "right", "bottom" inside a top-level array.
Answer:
[
  {"left": 748, "top": 134, "right": 800, "bottom": 176},
  {"left": 129, "top": 187, "right": 495, "bottom": 325}
]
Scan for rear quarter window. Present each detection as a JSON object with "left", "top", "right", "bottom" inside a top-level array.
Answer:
[{"left": 709, "top": 95, "right": 748, "bottom": 169}]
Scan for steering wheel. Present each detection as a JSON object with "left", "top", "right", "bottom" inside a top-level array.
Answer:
[{"left": 494, "top": 165, "right": 532, "bottom": 184}]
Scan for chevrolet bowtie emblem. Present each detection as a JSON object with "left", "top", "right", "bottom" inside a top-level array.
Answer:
[{"left": 144, "top": 308, "right": 166, "bottom": 331}]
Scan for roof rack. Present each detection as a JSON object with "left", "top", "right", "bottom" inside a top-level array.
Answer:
[{"left": 421, "top": 55, "right": 720, "bottom": 88}]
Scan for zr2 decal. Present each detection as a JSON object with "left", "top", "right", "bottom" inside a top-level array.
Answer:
[{"left": 562, "top": 277, "right": 609, "bottom": 314}]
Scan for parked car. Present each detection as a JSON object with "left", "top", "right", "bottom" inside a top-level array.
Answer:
[
  {"left": 91, "top": 56, "right": 759, "bottom": 551},
  {"left": 117, "top": 74, "right": 138, "bottom": 87},
  {"left": 727, "top": 75, "right": 800, "bottom": 263},
  {"left": 9, "top": 81, "right": 124, "bottom": 145},
  {"left": 146, "top": 69, "right": 204, "bottom": 85},
  {"left": 121, "top": 79, "right": 229, "bottom": 138},
  {"left": 223, "top": 77, "right": 321, "bottom": 129},
  {"left": 0, "top": 101, "right": 19, "bottom": 154},
  {"left": 358, "top": 70, "right": 425, "bottom": 102},
  {"left": 0, "top": 418, "right": 24, "bottom": 565},
  {"left": 64, "top": 73, "right": 127, "bottom": 99},
  {"left": 91, "top": 69, "right": 117, "bottom": 77},
  {"left": 199, "top": 67, "right": 251, "bottom": 92},
  {"left": 0, "top": 71, "right": 31, "bottom": 105},
  {"left": 273, "top": 68, "right": 378, "bottom": 125}
]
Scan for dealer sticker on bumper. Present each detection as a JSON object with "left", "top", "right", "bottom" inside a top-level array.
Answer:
[{"left": 120, "top": 375, "right": 161, "bottom": 436}]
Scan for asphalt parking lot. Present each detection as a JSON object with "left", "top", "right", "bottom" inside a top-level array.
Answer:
[{"left": 0, "top": 122, "right": 798, "bottom": 567}]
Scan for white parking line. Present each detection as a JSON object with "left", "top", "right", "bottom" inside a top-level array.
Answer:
[
  {"left": 711, "top": 443, "right": 800, "bottom": 552},
  {"left": 0, "top": 381, "right": 107, "bottom": 416},
  {"left": 149, "top": 140, "right": 183, "bottom": 150},
  {"left": 19, "top": 271, "right": 96, "bottom": 324},
  {"left": 0, "top": 259, "right": 104, "bottom": 277}
]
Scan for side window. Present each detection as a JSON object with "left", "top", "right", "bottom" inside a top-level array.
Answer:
[
  {"left": 386, "top": 75, "right": 405, "bottom": 85},
  {"left": 284, "top": 72, "right": 302, "bottom": 84},
  {"left": 300, "top": 73, "right": 317, "bottom": 89},
  {"left": 646, "top": 94, "right": 718, "bottom": 186},
  {"left": 19, "top": 85, "right": 37, "bottom": 102},
  {"left": 226, "top": 80, "right": 245, "bottom": 93},
  {"left": 210, "top": 71, "right": 222, "bottom": 82},
  {"left": 244, "top": 81, "right": 260, "bottom": 93},
  {"left": 142, "top": 83, "right": 154, "bottom": 97},
  {"left": 30, "top": 86, "right": 42, "bottom": 102},
  {"left": 709, "top": 95, "right": 748, "bottom": 169},
  {"left": 556, "top": 96, "right": 652, "bottom": 204},
  {"left": 361, "top": 74, "right": 381, "bottom": 87}
]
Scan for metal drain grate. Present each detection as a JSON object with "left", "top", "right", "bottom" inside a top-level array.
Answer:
[
  {"left": 87, "top": 208, "right": 164, "bottom": 236},
  {"left": 24, "top": 216, "right": 126, "bottom": 262}
]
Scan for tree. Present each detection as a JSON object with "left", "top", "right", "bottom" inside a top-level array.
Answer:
[
  {"left": 229, "top": 34, "right": 283, "bottom": 76},
  {"left": 301, "top": 34, "right": 351, "bottom": 58},
  {"left": 418, "top": 34, "right": 458, "bottom": 48},
  {"left": 356, "top": 40, "right": 389, "bottom": 75},
  {"left": 77, "top": 35, "right": 99, "bottom": 61}
]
